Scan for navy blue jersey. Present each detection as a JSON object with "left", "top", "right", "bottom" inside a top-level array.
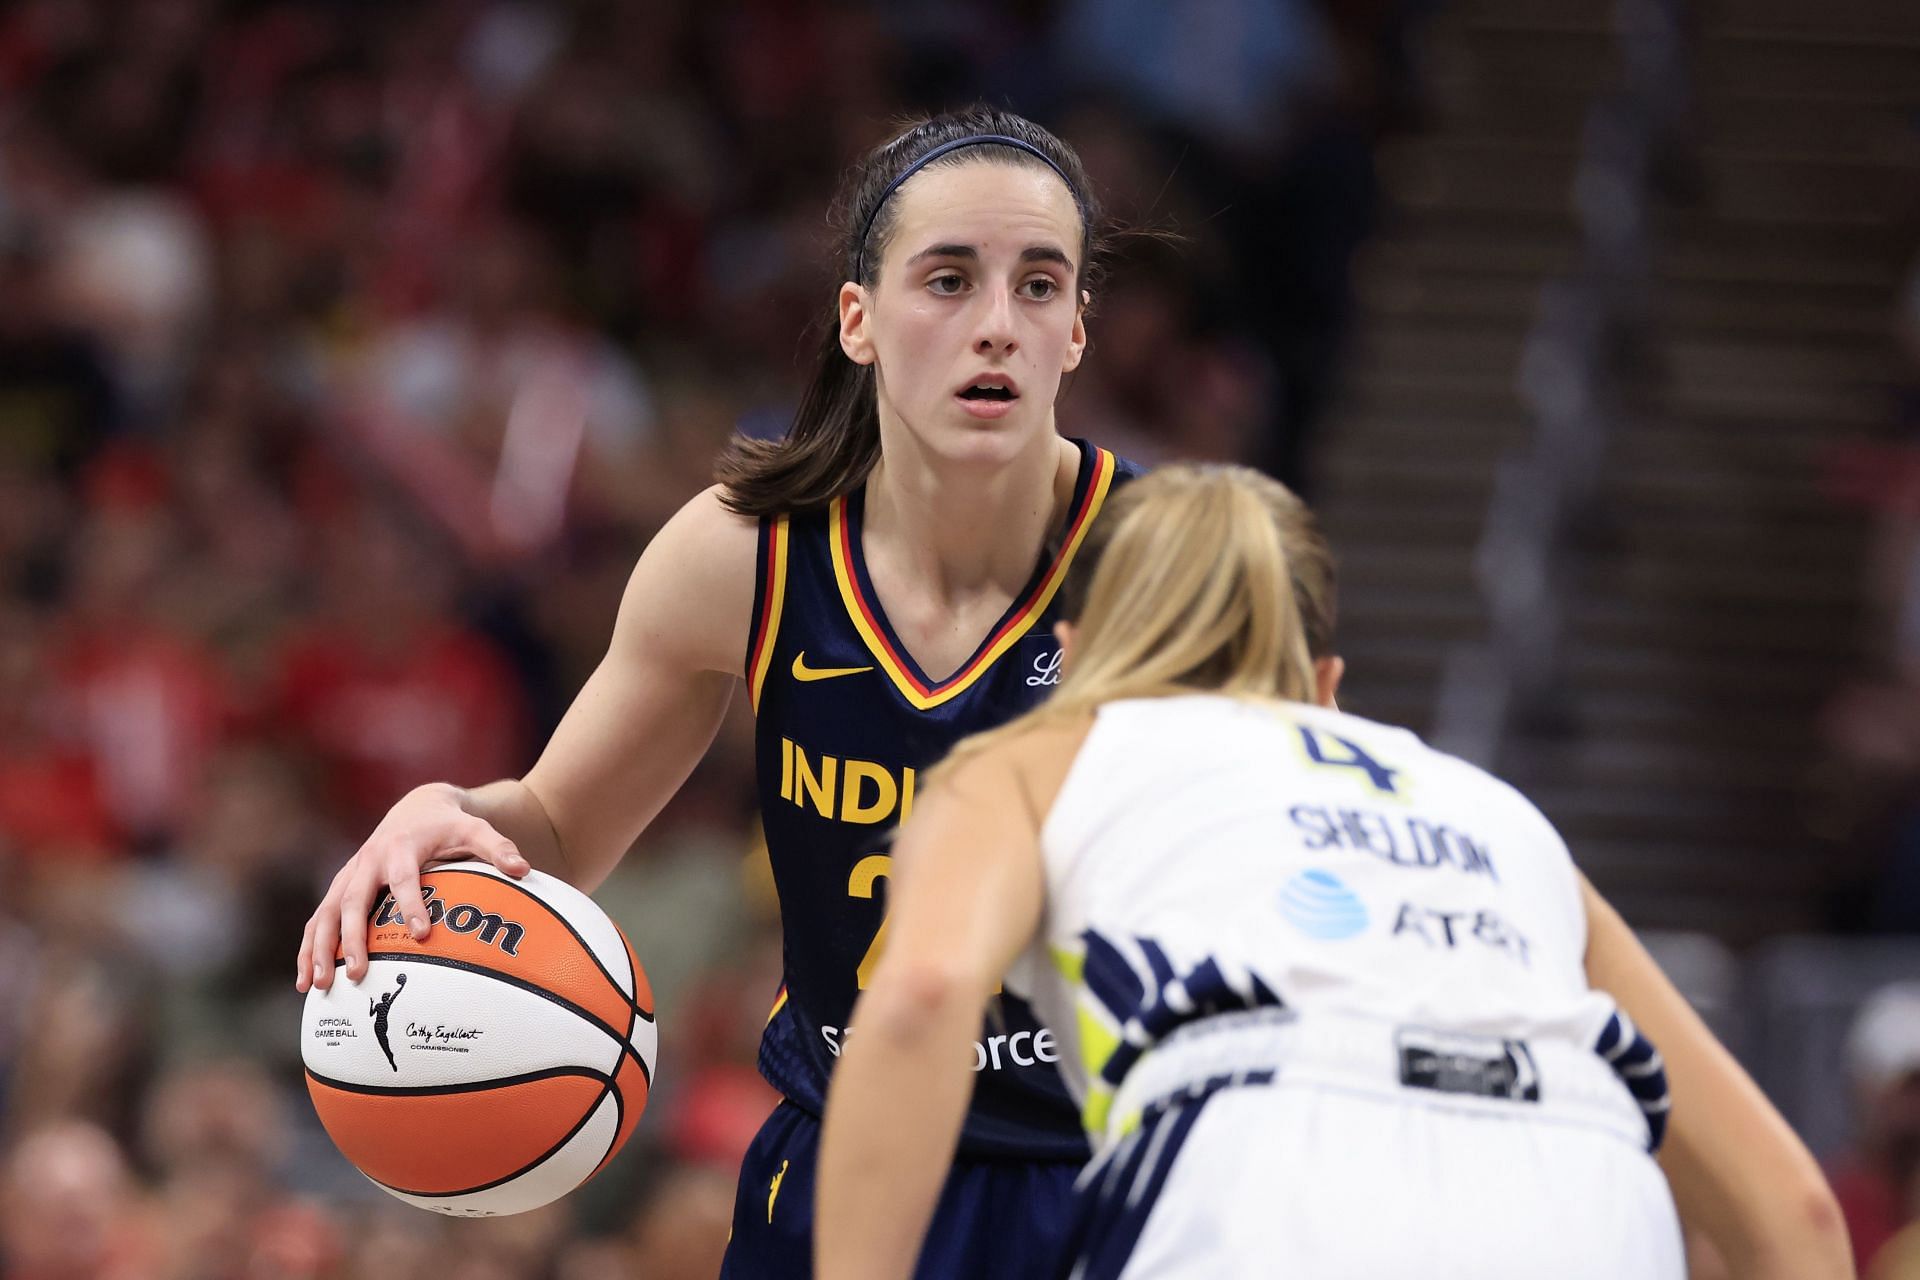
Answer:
[{"left": 744, "top": 439, "right": 1141, "bottom": 1159}]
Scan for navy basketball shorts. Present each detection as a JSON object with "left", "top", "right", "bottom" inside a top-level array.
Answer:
[{"left": 719, "top": 1100, "right": 1081, "bottom": 1279}]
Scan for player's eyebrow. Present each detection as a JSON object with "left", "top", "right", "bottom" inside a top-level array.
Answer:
[
  {"left": 905, "top": 243, "right": 1076, "bottom": 273},
  {"left": 1020, "top": 245, "right": 1075, "bottom": 273}
]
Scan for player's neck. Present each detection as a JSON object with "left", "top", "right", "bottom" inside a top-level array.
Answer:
[{"left": 863, "top": 432, "right": 1078, "bottom": 603}]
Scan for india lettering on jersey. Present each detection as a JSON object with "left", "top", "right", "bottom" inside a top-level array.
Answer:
[{"left": 774, "top": 738, "right": 918, "bottom": 826}]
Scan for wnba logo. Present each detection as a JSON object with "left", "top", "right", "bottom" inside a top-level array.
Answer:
[
  {"left": 371, "top": 974, "right": 406, "bottom": 1072},
  {"left": 372, "top": 887, "right": 527, "bottom": 956}
]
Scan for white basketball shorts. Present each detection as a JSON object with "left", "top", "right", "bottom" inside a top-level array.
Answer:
[{"left": 1059, "top": 1017, "right": 1685, "bottom": 1279}]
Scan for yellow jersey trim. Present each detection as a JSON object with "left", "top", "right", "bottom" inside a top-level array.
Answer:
[
  {"left": 747, "top": 516, "right": 790, "bottom": 712},
  {"left": 829, "top": 447, "right": 1116, "bottom": 711}
]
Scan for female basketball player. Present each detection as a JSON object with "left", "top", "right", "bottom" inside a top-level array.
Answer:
[
  {"left": 296, "top": 107, "right": 1141, "bottom": 1275},
  {"left": 816, "top": 465, "right": 1852, "bottom": 1279}
]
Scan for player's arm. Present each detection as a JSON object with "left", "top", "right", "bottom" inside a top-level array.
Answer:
[
  {"left": 815, "top": 740, "right": 1051, "bottom": 1280},
  {"left": 1580, "top": 874, "right": 1853, "bottom": 1280},
  {"left": 298, "top": 485, "right": 756, "bottom": 992},
  {"left": 515, "top": 484, "right": 756, "bottom": 889}
]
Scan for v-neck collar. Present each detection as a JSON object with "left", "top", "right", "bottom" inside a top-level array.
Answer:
[{"left": 827, "top": 440, "right": 1116, "bottom": 712}]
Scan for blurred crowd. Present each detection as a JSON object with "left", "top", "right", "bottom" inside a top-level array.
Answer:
[
  {"left": 1822, "top": 203, "right": 1920, "bottom": 938},
  {"left": 7, "top": 0, "right": 1920, "bottom": 1275},
  {"left": 1817, "top": 122, "right": 1920, "bottom": 1279},
  {"left": 0, "top": 0, "right": 1424, "bottom": 1275}
]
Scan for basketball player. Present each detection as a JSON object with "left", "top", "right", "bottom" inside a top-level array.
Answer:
[
  {"left": 817, "top": 465, "right": 1852, "bottom": 1279},
  {"left": 296, "top": 106, "right": 1142, "bottom": 1275}
]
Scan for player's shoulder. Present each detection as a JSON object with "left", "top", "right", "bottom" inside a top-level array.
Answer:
[
  {"left": 1309, "top": 705, "right": 1563, "bottom": 842},
  {"left": 1290, "top": 701, "right": 1427, "bottom": 755},
  {"left": 636, "top": 484, "right": 771, "bottom": 592},
  {"left": 657, "top": 482, "right": 763, "bottom": 559},
  {"left": 613, "top": 484, "right": 763, "bottom": 676}
]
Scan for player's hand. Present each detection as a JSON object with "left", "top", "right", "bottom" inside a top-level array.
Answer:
[{"left": 296, "top": 783, "right": 528, "bottom": 993}]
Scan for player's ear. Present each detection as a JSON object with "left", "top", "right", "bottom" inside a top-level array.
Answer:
[
  {"left": 1313, "top": 655, "right": 1345, "bottom": 710},
  {"left": 840, "top": 282, "right": 876, "bottom": 365},
  {"left": 1062, "top": 295, "right": 1088, "bottom": 373}
]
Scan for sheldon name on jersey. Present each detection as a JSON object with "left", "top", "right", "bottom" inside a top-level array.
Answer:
[{"left": 1290, "top": 803, "right": 1499, "bottom": 881}]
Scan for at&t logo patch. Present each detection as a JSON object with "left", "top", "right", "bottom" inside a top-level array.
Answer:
[{"left": 1278, "top": 869, "right": 1369, "bottom": 940}]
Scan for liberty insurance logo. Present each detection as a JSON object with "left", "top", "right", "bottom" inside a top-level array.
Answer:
[{"left": 1026, "top": 648, "right": 1062, "bottom": 687}]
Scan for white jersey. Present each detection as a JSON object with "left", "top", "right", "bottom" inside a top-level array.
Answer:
[
  {"left": 1018, "top": 694, "right": 1682, "bottom": 1279},
  {"left": 1012, "top": 694, "right": 1634, "bottom": 1141}
]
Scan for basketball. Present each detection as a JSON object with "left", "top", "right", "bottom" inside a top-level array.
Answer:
[{"left": 300, "top": 861, "right": 656, "bottom": 1217}]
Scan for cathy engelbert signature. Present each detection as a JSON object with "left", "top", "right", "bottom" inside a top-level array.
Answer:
[{"left": 406, "top": 1022, "right": 486, "bottom": 1046}]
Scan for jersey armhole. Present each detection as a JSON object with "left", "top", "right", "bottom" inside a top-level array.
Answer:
[{"left": 744, "top": 515, "right": 790, "bottom": 712}]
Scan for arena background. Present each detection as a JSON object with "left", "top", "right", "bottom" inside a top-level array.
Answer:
[{"left": 0, "top": 0, "right": 1916, "bottom": 1276}]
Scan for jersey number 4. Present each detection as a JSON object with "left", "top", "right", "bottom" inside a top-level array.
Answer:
[{"left": 1298, "top": 725, "right": 1401, "bottom": 795}]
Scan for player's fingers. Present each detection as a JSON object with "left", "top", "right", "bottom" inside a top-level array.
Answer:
[
  {"left": 310, "top": 900, "right": 343, "bottom": 991},
  {"left": 296, "top": 915, "right": 317, "bottom": 993},
  {"left": 461, "top": 818, "right": 528, "bottom": 876},
  {"left": 300, "top": 862, "right": 354, "bottom": 991},
  {"left": 339, "top": 869, "right": 379, "bottom": 983},
  {"left": 305, "top": 859, "right": 359, "bottom": 990},
  {"left": 388, "top": 857, "right": 434, "bottom": 941}
]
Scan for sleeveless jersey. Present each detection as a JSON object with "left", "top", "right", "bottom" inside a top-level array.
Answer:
[
  {"left": 1021, "top": 695, "right": 1667, "bottom": 1145},
  {"left": 745, "top": 439, "right": 1142, "bottom": 1159}
]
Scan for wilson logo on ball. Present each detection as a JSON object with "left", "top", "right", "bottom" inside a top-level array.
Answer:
[{"left": 373, "top": 887, "right": 527, "bottom": 956}]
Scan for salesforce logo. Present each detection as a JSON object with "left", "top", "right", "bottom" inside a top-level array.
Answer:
[{"left": 1279, "top": 870, "right": 1370, "bottom": 940}]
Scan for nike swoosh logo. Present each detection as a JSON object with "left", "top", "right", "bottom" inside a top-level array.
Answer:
[{"left": 792, "top": 652, "right": 873, "bottom": 682}]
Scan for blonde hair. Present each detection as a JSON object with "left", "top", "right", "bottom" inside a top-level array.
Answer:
[{"left": 936, "top": 464, "right": 1336, "bottom": 780}]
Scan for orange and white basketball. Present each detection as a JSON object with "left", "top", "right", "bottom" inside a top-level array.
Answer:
[{"left": 300, "top": 861, "right": 655, "bottom": 1217}]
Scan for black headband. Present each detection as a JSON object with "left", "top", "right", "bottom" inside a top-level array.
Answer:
[{"left": 853, "top": 134, "right": 1078, "bottom": 283}]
